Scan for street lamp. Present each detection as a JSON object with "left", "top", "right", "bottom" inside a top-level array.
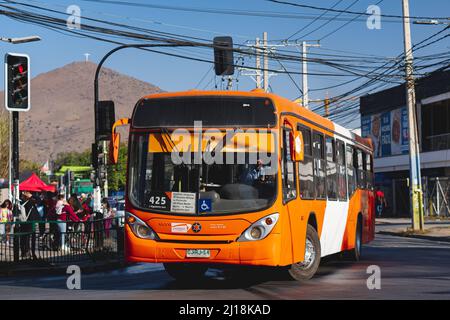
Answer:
[
  {"left": 1, "top": 35, "right": 41, "bottom": 203},
  {"left": 0, "top": 36, "right": 41, "bottom": 44},
  {"left": 413, "top": 19, "right": 450, "bottom": 26}
]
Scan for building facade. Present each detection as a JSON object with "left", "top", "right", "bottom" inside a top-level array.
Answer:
[{"left": 360, "top": 69, "right": 450, "bottom": 217}]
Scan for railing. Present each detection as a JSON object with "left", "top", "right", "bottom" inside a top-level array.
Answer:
[
  {"left": 0, "top": 216, "right": 124, "bottom": 266},
  {"left": 423, "top": 133, "right": 450, "bottom": 152},
  {"left": 424, "top": 177, "right": 450, "bottom": 217}
]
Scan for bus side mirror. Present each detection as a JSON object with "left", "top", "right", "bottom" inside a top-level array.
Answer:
[
  {"left": 109, "top": 118, "right": 130, "bottom": 164},
  {"left": 292, "top": 131, "right": 304, "bottom": 162}
]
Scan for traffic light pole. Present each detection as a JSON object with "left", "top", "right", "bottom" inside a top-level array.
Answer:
[
  {"left": 11, "top": 111, "right": 20, "bottom": 206},
  {"left": 93, "top": 42, "right": 193, "bottom": 202}
]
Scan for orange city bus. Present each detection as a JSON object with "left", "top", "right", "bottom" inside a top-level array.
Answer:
[{"left": 111, "top": 89, "right": 375, "bottom": 281}]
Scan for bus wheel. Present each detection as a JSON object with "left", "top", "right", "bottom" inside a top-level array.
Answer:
[
  {"left": 289, "top": 224, "right": 321, "bottom": 282},
  {"left": 346, "top": 219, "right": 362, "bottom": 261},
  {"left": 163, "top": 263, "right": 208, "bottom": 281}
]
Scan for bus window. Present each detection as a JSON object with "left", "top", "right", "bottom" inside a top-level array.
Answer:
[
  {"left": 298, "top": 125, "right": 314, "bottom": 199},
  {"left": 346, "top": 145, "right": 356, "bottom": 197},
  {"left": 365, "top": 153, "right": 373, "bottom": 189},
  {"left": 282, "top": 128, "right": 297, "bottom": 201},
  {"left": 336, "top": 140, "right": 347, "bottom": 201},
  {"left": 313, "top": 132, "right": 326, "bottom": 199},
  {"left": 128, "top": 132, "right": 278, "bottom": 214},
  {"left": 356, "top": 149, "right": 365, "bottom": 189},
  {"left": 325, "top": 136, "right": 337, "bottom": 200}
]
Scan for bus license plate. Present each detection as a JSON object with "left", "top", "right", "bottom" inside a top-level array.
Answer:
[{"left": 186, "top": 249, "right": 210, "bottom": 258}]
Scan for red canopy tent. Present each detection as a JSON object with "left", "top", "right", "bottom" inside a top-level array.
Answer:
[{"left": 19, "top": 173, "right": 56, "bottom": 193}]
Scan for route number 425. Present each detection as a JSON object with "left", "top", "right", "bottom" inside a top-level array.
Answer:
[{"left": 149, "top": 196, "right": 167, "bottom": 206}]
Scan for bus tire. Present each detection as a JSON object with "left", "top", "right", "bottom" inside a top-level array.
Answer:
[
  {"left": 346, "top": 219, "right": 362, "bottom": 261},
  {"left": 163, "top": 263, "right": 208, "bottom": 281},
  {"left": 288, "top": 224, "right": 321, "bottom": 282}
]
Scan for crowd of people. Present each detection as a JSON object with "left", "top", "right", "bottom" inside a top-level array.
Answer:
[{"left": 0, "top": 191, "right": 117, "bottom": 259}]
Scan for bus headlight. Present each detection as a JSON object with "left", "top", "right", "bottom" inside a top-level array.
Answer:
[
  {"left": 237, "top": 213, "right": 279, "bottom": 242},
  {"left": 126, "top": 212, "right": 159, "bottom": 240}
]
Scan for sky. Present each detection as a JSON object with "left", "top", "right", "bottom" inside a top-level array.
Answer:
[{"left": 0, "top": 0, "right": 449, "bottom": 129}]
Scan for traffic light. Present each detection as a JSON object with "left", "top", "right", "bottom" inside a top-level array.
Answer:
[
  {"left": 91, "top": 143, "right": 99, "bottom": 169},
  {"left": 95, "top": 100, "right": 115, "bottom": 142},
  {"left": 213, "top": 36, "right": 234, "bottom": 76},
  {"left": 5, "top": 53, "right": 30, "bottom": 111}
]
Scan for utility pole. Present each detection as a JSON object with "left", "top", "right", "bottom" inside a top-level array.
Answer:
[
  {"left": 324, "top": 93, "right": 330, "bottom": 117},
  {"left": 402, "top": 0, "right": 424, "bottom": 231},
  {"left": 238, "top": 33, "right": 278, "bottom": 90},
  {"left": 301, "top": 41, "right": 320, "bottom": 109},
  {"left": 255, "top": 37, "right": 261, "bottom": 89},
  {"left": 263, "top": 32, "right": 269, "bottom": 92}
]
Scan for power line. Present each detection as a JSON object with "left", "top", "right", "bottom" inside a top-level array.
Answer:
[
  {"left": 295, "top": 0, "right": 361, "bottom": 41},
  {"left": 319, "top": 0, "right": 384, "bottom": 40},
  {"left": 265, "top": 0, "right": 450, "bottom": 21},
  {"left": 0, "top": 3, "right": 410, "bottom": 81},
  {"left": 285, "top": 0, "right": 344, "bottom": 40}
]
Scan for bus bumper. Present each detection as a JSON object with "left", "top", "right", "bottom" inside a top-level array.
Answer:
[{"left": 125, "top": 226, "right": 283, "bottom": 266}]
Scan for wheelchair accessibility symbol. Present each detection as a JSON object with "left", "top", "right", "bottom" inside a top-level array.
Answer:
[{"left": 198, "top": 199, "right": 212, "bottom": 213}]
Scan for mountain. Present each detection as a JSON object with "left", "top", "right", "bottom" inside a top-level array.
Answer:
[{"left": 0, "top": 61, "right": 163, "bottom": 163}]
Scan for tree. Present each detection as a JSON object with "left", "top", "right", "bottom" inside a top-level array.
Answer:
[
  {"left": 20, "top": 159, "right": 41, "bottom": 173},
  {"left": 53, "top": 143, "right": 128, "bottom": 192},
  {"left": 1, "top": 112, "right": 42, "bottom": 180},
  {"left": 107, "top": 143, "right": 128, "bottom": 192},
  {"left": 53, "top": 149, "right": 91, "bottom": 170},
  {"left": 0, "top": 112, "right": 10, "bottom": 179}
]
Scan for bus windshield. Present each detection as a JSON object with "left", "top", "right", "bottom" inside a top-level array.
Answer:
[{"left": 128, "top": 132, "right": 278, "bottom": 215}]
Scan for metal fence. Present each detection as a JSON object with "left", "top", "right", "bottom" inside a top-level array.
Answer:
[
  {"left": 0, "top": 216, "right": 124, "bottom": 266},
  {"left": 425, "top": 177, "right": 450, "bottom": 217}
]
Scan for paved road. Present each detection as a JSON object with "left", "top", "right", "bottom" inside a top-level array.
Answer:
[{"left": 1, "top": 229, "right": 450, "bottom": 299}]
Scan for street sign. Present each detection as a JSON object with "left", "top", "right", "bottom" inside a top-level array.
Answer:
[{"left": 4, "top": 53, "right": 30, "bottom": 112}]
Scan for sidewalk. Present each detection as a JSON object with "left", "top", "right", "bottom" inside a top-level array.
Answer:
[
  {"left": 376, "top": 217, "right": 450, "bottom": 242},
  {"left": 0, "top": 258, "right": 127, "bottom": 277}
]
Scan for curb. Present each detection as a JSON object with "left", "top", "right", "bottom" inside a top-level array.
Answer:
[
  {"left": 0, "top": 259, "right": 129, "bottom": 277},
  {"left": 378, "top": 231, "right": 450, "bottom": 243}
]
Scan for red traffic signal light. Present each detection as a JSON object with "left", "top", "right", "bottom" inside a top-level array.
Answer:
[{"left": 4, "top": 53, "right": 30, "bottom": 112}]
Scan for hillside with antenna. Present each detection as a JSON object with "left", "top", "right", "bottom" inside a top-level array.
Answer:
[{"left": 0, "top": 61, "right": 163, "bottom": 163}]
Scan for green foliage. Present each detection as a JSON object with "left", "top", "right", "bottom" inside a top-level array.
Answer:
[
  {"left": 0, "top": 112, "right": 9, "bottom": 178},
  {"left": 20, "top": 159, "right": 41, "bottom": 173},
  {"left": 54, "top": 149, "right": 91, "bottom": 169},
  {"left": 107, "top": 143, "right": 128, "bottom": 192},
  {"left": 54, "top": 143, "right": 128, "bottom": 192}
]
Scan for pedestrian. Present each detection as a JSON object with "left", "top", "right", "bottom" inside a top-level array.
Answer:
[
  {"left": 102, "top": 198, "right": 114, "bottom": 238},
  {"left": 19, "top": 191, "right": 40, "bottom": 259},
  {"left": 55, "top": 194, "right": 68, "bottom": 250},
  {"left": 44, "top": 194, "right": 59, "bottom": 250},
  {"left": 0, "top": 199, "right": 13, "bottom": 245},
  {"left": 0, "top": 200, "right": 12, "bottom": 243},
  {"left": 79, "top": 195, "right": 92, "bottom": 247},
  {"left": 375, "top": 187, "right": 387, "bottom": 217},
  {"left": 65, "top": 195, "right": 83, "bottom": 248},
  {"left": 35, "top": 193, "right": 46, "bottom": 237}
]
